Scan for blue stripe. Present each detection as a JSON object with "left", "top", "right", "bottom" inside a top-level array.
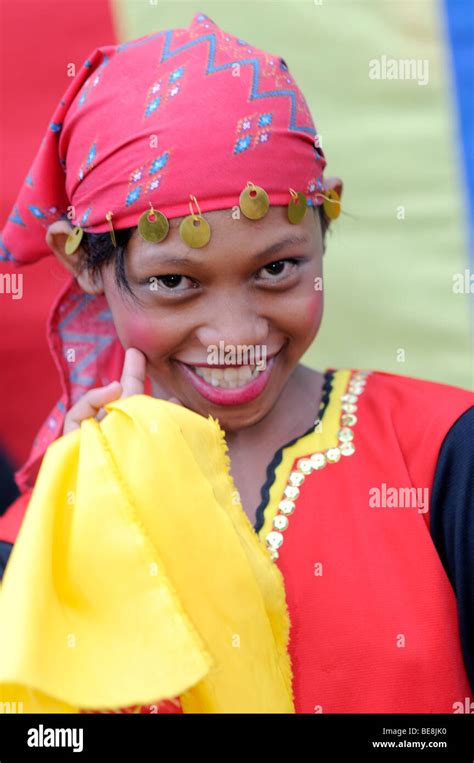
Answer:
[{"left": 443, "top": 0, "right": 474, "bottom": 266}]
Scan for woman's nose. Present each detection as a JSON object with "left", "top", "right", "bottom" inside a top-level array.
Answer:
[{"left": 195, "top": 299, "right": 269, "bottom": 351}]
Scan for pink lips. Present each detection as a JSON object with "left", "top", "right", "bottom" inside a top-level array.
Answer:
[{"left": 177, "top": 357, "right": 275, "bottom": 406}]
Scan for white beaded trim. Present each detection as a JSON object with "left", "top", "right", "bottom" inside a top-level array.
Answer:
[{"left": 265, "top": 370, "right": 371, "bottom": 562}]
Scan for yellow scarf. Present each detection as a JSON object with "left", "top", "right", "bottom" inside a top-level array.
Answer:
[{"left": 0, "top": 396, "right": 294, "bottom": 713}]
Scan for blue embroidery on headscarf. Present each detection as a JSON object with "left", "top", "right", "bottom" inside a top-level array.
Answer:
[
  {"left": 158, "top": 30, "right": 315, "bottom": 137},
  {"left": 234, "top": 136, "right": 252, "bottom": 154},
  {"left": 88, "top": 26, "right": 314, "bottom": 136},
  {"left": 78, "top": 85, "right": 89, "bottom": 108},
  {"left": 86, "top": 143, "right": 97, "bottom": 169},
  {"left": 0, "top": 234, "right": 17, "bottom": 262},
  {"left": 81, "top": 207, "right": 92, "bottom": 225},
  {"left": 169, "top": 66, "right": 185, "bottom": 82},
  {"left": 145, "top": 96, "right": 161, "bottom": 118},
  {"left": 28, "top": 205, "right": 47, "bottom": 220},
  {"left": 149, "top": 152, "right": 169, "bottom": 174},
  {"left": 258, "top": 113, "right": 272, "bottom": 127},
  {"left": 117, "top": 31, "right": 166, "bottom": 54},
  {"left": 78, "top": 55, "right": 110, "bottom": 108},
  {"left": 9, "top": 206, "right": 26, "bottom": 226},
  {"left": 126, "top": 187, "right": 142, "bottom": 206}
]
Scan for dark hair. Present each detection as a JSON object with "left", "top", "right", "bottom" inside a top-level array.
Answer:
[
  {"left": 79, "top": 226, "right": 136, "bottom": 299},
  {"left": 317, "top": 204, "right": 331, "bottom": 242},
  {"left": 78, "top": 204, "right": 331, "bottom": 298}
]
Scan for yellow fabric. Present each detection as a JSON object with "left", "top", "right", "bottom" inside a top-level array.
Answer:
[{"left": 0, "top": 396, "right": 294, "bottom": 713}]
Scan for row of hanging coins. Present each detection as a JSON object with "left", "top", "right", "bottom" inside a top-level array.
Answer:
[
  {"left": 265, "top": 370, "right": 371, "bottom": 562},
  {"left": 65, "top": 183, "right": 342, "bottom": 256}
]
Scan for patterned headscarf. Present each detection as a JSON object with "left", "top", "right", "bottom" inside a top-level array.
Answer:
[{"left": 0, "top": 12, "right": 328, "bottom": 492}]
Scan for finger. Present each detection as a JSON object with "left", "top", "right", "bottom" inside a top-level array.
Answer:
[
  {"left": 63, "top": 381, "right": 122, "bottom": 435},
  {"left": 120, "top": 347, "right": 147, "bottom": 398}
]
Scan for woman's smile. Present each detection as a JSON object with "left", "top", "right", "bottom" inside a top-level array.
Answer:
[{"left": 175, "top": 354, "right": 277, "bottom": 406}]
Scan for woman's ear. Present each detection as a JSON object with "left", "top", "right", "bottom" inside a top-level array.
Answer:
[
  {"left": 324, "top": 176, "right": 343, "bottom": 200},
  {"left": 317, "top": 176, "right": 343, "bottom": 255},
  {"left": 45, "top": 220, "right": 104, "bottom": 295}
]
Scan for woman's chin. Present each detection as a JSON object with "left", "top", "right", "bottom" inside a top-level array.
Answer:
[{"left": 149, "top": 366, "right": 282, "bottom": 430}]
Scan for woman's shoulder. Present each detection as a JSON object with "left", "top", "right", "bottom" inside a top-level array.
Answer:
[
  {"left": 343, "top": 367, "right": 473, "bottom": 424},
  {"left": 364, "top": 367, "right": 472, "bottom": 400},
  {"left": 339, "top": 367, "right": 473, "bottom": 486},
  {"left": 304, "top": 365, "right": 472, "bottom": 447}
]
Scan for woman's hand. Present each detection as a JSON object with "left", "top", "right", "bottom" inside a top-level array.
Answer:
[{"left": 63, "top": 347, "right": 147, "bottom": 435}]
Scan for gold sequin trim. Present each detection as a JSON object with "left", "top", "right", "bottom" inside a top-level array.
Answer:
[{"left": 265, "top": 370, "right": 371, "bottom": 562}]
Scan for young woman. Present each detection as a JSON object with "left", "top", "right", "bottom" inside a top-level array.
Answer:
[{"left": 0, "top": 13, "right": 472, "bottom": 714}]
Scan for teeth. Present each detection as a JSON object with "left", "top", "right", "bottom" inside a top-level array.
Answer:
[{"left": 193, "top": 365, "right": 262, "bottom": 388}]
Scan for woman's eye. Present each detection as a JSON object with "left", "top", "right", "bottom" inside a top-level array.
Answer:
[
  {"left": 257, "top": 259, "right": 299, "bottom": 280},
  {"left": 148, "top": 274, "right": 196, "bottom": 291}
]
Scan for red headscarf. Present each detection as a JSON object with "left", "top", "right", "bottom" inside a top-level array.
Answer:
[{"left": 0, "top": 12, "right": 328, "bottom": 492}]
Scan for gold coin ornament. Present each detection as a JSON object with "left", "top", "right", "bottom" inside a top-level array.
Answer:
[
  {"left": 105, "top": 211, "right": 117, "bottom": 247},
  {"left": 239, "top": 182, "right": 270, "bottom": 220},
  {"left": 179, "top": 214, "right": 211, "bottom": 248},
  {"left": 287, "top": 190, "right": 307, "bottom": 224},
  {"left": 322, "top": 188, "right": 341, "bottom": 220},
  {"left": 65, "top": 226, "right": 83, "bottom": 255},
  {"left": 138, "top": 206, "right": 170, "bottom": 243},
  {"left": 179, "top": 195, "right": 211, "bottom": 248}
]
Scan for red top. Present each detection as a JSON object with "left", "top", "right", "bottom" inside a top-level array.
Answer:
[{"left": 269, "top": 369, "right": 472, "bottom": 712}]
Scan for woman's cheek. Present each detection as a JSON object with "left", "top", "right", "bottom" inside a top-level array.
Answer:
[
  {"left": 116, "top": 312, "right": 184, "bottom": 363},
  {"left": 108, "top": 302, "right": 162, "bottom": 356},
  {"left": 306, "top": 290, "right": 324, "bottom": 329},
  {"left": 102, "top": 275, "right": 165, "bottom": 355},
  {"left": 123, "top": 319, "right": 159, "bottom": 355},
  {"left": 105, "top": 286, "right": 182, "bottom": 360},
  {"left": 282, "top": 288, "right": 323, "bottom": 340}
]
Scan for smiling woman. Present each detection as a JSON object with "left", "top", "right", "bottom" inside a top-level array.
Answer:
[
  {"left": 0, "top": 12, "right": 473, "bottom": 716},
  {"left": 45, "top": 203, "right": 330, "bottom": 435}
]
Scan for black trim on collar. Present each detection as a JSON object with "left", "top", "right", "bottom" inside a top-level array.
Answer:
[
  {"left": 253, "top": 370, "right": 334, "bottom": 534},
  {"left": 0, "top": 540, "right": 13, "bottom": 581}
]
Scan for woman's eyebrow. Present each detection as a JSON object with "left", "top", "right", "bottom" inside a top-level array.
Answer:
[
  {"left": 139, "top": 235, "right": 308, "bottom": 268},
  {"left": 252, "top": 235, "right": 308, "bottom": 261}
]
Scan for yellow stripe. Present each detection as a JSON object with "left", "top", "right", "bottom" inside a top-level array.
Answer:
[{"left": 258, "top": 369, "right": 351, "bottom": 540}]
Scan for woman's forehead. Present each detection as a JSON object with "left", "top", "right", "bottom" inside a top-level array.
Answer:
[{"left": 127, "top": 205, "right": 321, "bottom": 264}]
